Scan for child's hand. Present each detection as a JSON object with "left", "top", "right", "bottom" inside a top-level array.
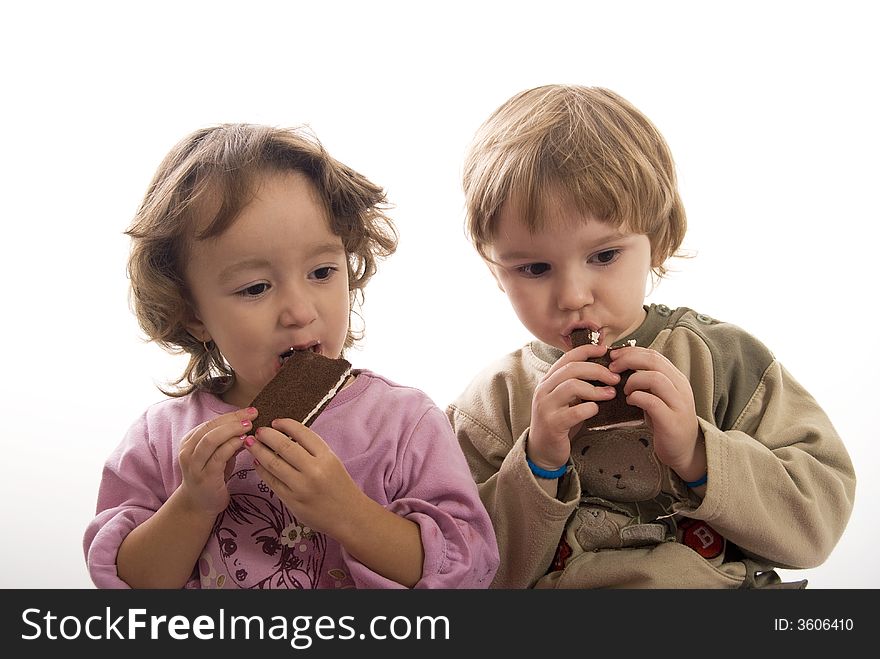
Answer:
[
  {"left": 177, "top": 407, "right": 256, "bottom": 515},
  {"left": 246, "top": 419, "right": 365, "bottom": 540},
  {"left": 608, "top": 346, "right": 704, "bottom": 477},
  {"left": 528, "top": 343, "right": 620, "bottom": 470}
]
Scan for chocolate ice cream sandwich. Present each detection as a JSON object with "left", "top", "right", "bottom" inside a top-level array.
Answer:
[
  {"left": 248, "top": 350, "right": 352, "bottom": 431},
  {"left": 571, "top": 329, "right": 642, "bottom": 429}
]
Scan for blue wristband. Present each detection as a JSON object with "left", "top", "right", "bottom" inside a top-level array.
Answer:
[
  {"left": 685, "top": 473, "right": 708, "bottom": 488},
  {"left": 527, "top": 457, "right": 568, "bottom": 479}
]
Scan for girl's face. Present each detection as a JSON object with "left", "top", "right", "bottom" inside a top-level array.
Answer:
[
  {"left": 184, "top": 171, "right": 351, "bottom": 407},
  {"left": 486, "top": 197, "right": 653, "bottom": 352}
]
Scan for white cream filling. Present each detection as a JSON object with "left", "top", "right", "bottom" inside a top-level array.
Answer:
[
  {"left": 301, "top": 368, "right": 352, "bottom": 426},
  {"left": 585, "top": 419, "right": 644, "bottom": 431}
]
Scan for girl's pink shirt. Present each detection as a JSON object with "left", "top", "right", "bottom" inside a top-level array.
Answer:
[{"left": 84, "top": 371, "right": 498, "bottom": 589}]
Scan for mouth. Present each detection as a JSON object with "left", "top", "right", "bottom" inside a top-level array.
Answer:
[{"left": 279, "top": 343, "right": 320, "bottom": 365}]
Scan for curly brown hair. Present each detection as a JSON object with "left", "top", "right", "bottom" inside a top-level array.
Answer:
[
  {"left": 126, "top": 124, "right": 398, "bottom": 397},
  {"left": 462, "top": 85, "right": 687, "bottom": 277}
]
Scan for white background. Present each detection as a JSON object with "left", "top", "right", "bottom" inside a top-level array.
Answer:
[{"left": 1, "top": 0, "right": 876, "bottom": 588}]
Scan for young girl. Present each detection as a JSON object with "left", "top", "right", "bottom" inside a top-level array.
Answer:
[{"left": 84, "top": 124, "right": 498, "bottom": 589}]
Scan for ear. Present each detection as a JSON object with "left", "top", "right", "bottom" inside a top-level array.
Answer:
[{"left": 183, "top": 309, "right": 211, "bottom": 344}]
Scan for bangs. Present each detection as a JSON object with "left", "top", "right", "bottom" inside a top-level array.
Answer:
[{"left": 464, "top": 85, "right": 686, "bottom": 270}]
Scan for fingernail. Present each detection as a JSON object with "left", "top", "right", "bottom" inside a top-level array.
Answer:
[
  {"left": 241, "top": 419, "right": 251, "bottom": 428},
  {"left": 246, "top": 407, "right": 257, "bottom": 415},
  {"left": 244, "top": 436, "right": 255, "bottom": 447}
]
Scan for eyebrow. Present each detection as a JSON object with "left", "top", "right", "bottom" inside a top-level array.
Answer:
[
  {"left": 494, "top": 250, "right": 534, "bottom": 263},
  {"left": 217, "top": 258, "right": 272, "bottom": 285},
  {"left": 495, "top": 230, "right": 630, "bottom": 263},
  {"left": 216, "top": 242, "right": 346, "bottom": 284},
  {"left": 308, "top": 241, "right": 347, "bottom": 259}
]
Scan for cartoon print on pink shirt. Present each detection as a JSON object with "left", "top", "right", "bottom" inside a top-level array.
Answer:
[{"left": 202, "top": 467, "right": 326, "bottom": 589}]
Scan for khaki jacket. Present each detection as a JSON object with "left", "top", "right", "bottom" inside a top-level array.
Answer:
[{"left": 448, "top": 305, "right": 856, "bottom": 588}]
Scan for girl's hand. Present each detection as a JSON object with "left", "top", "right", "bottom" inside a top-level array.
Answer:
[
  {"left": 608, "top": 346, "right": 705, "bottom": 479},
  {"left": 528, "top": 343, "right": 620, "bottom": 470},
  {"left": 246, "top": 418, "right": 366, "bottom": 540},
  {"left": 177, "top": 407, "right": 257, "bottom": 515}
]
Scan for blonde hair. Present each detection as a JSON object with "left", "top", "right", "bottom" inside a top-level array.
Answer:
[
  {"left": 126, "top": 123, "right": 398, "bottom": 397},
  {"left": 462, "top": 85, "right": 686, "bottom": 275}
]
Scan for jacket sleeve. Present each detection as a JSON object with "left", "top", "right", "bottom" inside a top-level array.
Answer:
[
  {"left": 448, "top": 374, "right": 579, "bottom": 588},
  {"left": 342, "top": 406, "right": 500, "bottom": 588},
  {"left": 668, "top": 324, "right": 856, "bottom": 568}
]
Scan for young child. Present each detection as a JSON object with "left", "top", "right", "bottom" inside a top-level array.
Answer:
[
  {"left": 448, "top": 85, "right": 855, "bottom": 588},
  {"left": 84, "top": 123, "right": 498, "bottom": 589}
]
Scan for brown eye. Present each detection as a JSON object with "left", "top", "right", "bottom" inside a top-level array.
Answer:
[
  {"left": 519, "top": 263, "right": 550, "bottom": 277},
  {"left": 239, "top": 283, "right": 270, "bottom": 297},
  {"left": 312, "top": 266, "right": 336, "bottom": 280},
  {"left": 590, "top": 249, "right": 620, "bottom": 266}
]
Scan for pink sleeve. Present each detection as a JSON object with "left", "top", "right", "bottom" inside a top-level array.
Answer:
[
  {"left": 82, "top": 413, "right": 177, "bottom": 588},
  {"left": 343, "top": 406, "right": 499, "bottom": 589}
]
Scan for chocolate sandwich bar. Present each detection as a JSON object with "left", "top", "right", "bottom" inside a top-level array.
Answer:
[
  {"left": 571, "top": 329, "right": 642, "bottom": 429},
  {"left": 248, "top": 350, "right": 352, "bottom": 431}
]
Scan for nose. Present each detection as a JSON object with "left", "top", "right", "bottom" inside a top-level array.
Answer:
[
  {"left": 278, "top": 285, "right": 317, "bottom": 328},
  {"left": 556, "top": 268, "right": 593, "bottom": 311}
]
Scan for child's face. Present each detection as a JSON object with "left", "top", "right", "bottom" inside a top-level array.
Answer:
[
  {"left": 486, "top": 198, "right": 652, "bottom": 352},
  {"left": 184, "top": 171, "right": 351, "bottom": 407}
]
